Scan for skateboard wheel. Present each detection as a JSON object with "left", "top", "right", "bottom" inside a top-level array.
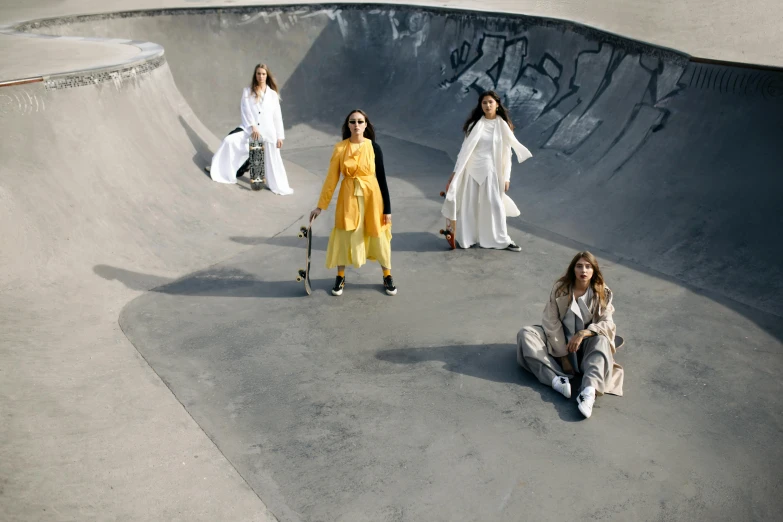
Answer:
[
  {"left": 439, "top": 191, "right": 446, "bottom": 197},
  {"left": 296, "top": 276, "right": 303, "bottom": 282}
]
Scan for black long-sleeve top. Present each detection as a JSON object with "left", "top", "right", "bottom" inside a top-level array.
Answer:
[{"left": 372, "top": 141, "right": 391, "bottom": 215}]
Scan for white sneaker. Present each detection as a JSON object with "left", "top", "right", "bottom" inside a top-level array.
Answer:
[
  {"left": 577, "top": 386, "right": 596, "bottom": 418},
  {"left": 551, "top": 375, "right": 571, "bottom": 398}
]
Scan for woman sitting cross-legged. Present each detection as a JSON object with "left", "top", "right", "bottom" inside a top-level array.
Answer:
[{"left": 516, "top": 251, "right": 623, "bottom": 418}]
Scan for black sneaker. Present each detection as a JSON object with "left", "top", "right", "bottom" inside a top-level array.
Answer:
[
  {"left": 505, "top": 242, "right": 522, "bottom": 252},
  {"left": 383, "top": 275, "right": 397, "bottom": 296},
  {"left": 332, "top": 275, "right": 345, "bottom": 296}
]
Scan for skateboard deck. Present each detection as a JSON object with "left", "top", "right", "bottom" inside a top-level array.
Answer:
[
  {"left": 296, "top": 217, "right": 316, "bottom": 295},
  {"left": 249, "top": 139, "right": 266, "bottom": 191},
  {"left": 438, "top": 191, "right": 456, "bottom": 249}
]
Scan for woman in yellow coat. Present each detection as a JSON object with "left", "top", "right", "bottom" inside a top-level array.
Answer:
[{"left": 309, "top": 109, "right": 395, "bottom": 296}]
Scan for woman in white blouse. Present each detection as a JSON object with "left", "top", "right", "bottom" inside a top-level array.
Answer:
[
  {"left": 209, "top": 64, "right": 293, "bottom": 195},
  {"left": 441, "top": 90, "right": 530, "bottom": 250}
]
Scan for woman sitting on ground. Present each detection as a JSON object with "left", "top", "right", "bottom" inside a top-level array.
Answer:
[
  {"left": 516, "top": 251, "right": 623, "bottom": 418},
  {"left": 208, "top": 63, "right": 293, "bottom": 195}
]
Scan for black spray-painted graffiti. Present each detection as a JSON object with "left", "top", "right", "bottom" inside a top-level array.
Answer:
[{"left": 440, "top": 33, "right": 686, "bottom": 171}]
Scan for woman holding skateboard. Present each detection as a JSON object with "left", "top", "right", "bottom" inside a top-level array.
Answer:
[
  {"left": 516, "top": 251, "right": 624, "bottom": 419},
  {"left": 208, "top": 63, "right": 293, "bottom": 195},
  {"left": 309, "top": 109, "right": 395, "bottom": 296},
  {"left": 441, "top": 90, "right": 531, "bottom": 250}
]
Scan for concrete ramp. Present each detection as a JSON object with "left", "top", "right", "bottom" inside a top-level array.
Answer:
[
  {"left": 3, "top": 4, "right": 782, "bottom": 522},
  {"left": 30, "top": 5, "right": 783, "bottom": 315}
]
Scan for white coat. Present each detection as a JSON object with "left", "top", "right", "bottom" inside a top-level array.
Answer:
[
  {"left": 441, "top": 117, "right": 531, "bottom": 248},
  {"left": 240, "top": 86, "right": 284, "bottom": 142},
  {"left": 445, "top": 117, "right": 532, "bottom": 218},
  {"left": 209, "top": 86, "right": 293, "bottom": 195}
]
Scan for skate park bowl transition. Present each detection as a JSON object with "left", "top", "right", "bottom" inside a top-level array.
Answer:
[{"left": 3, "top": 4, "right": 783, "bottom": 521}]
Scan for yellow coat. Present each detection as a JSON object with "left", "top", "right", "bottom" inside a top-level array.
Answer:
[{"left": 317, "top": 139, "right": 385, "bottom": 237}]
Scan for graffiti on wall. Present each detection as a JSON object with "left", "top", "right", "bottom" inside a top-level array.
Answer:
[{"left": 440, "top": 32, "right": 686, "bottom": 171}]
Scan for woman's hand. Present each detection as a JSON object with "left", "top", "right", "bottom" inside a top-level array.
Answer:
[
  {"left": 251, "top": 126, "right": 261, "bottom": 141},
  {"left": 445, "top": 172, "right": 456, "bottom": 193},
  {"left": 276, "top": 139, "right": 283, "bottom": 149},
  {"left": 567, "top": 331, "right": 587, "bottom": 353},
  {"left": 504, "top": 181, "right": 510, "bottom": 192},
  {"left": 309, "top": 208, "right": 322, "bottom": 222},
  {"left": 382, "top": 214, "right": 392, "bottom": 226},
  {"left": 567, "top": 330, "right": 594, "bottom": 352}
]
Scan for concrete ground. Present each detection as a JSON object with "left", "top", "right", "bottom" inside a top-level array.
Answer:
[{"left": 1, "top": 2, "right": 782, "bottom": 522}]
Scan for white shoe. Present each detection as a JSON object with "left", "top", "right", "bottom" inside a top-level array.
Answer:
[
  {"left": 577, "top": 386, "right": 596, "bottom": 418},
  {"left": 551, "top": 375, "right": 571, "bottom": 398}
]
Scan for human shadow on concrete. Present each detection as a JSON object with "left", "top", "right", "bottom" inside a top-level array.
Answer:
[
  {"left": 94, "top": 264, "right": 319, "bottom": 298},
  {"left": 376, "top": 344, "right": 583, "bottom": 422},
  {"left": 178, "top": 115, "right": 213, "bottom": 177},
  {"left": 229, "top": 231, "right": 448, "bottom": 253}
]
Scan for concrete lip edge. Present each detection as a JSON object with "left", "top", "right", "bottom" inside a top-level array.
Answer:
[
  {"left": 5, "top": 1, "right": 780, "bottom": 87},
  {"left": 4, "top": 2, "right": 781, "bottom": 88},
  {"left": 0, "top": 24, "right": 164, "bottom": 85}
]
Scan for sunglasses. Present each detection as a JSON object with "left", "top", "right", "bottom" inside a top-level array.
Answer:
[{"left": 348, "top": 120, "right": 366, "bottom": 125}]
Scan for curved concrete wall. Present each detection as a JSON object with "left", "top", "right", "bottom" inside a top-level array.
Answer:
[
  {"left": 3, "top": 0, "right": 783, "bottom": 68},
  {"left": 25, "top": 5, "right": 783, "bottom": 317}
]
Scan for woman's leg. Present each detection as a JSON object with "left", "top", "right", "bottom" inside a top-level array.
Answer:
[
  {"left": 517, "top": 326, "right": 572, "bottom": 397},
  {"left": 264, "top": 144, "right": 293, "bottom": 195},
  {"left": 209, "top": 131, "right": 249, "bottom": 184},
  {"left": 574, "top": 336, "right": 615, "bottom": 418},
  {"left": 476, "top": 173, "right": 514, "bottom": 249},
  {"left": 456, "top": 177, "right": 482, "bottom": 248},
  {"left": 367, "top": 223, "right": 395, "bottom": 295},
  {"left": 332, "top": 265, "right": 346, "bottom": 296},
  {"left": 579, "top": 336, "right": 614, "bottom": 394}
]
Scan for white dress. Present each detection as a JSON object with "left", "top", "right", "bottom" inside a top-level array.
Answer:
[
  {"left": 447, "top": 118, "right": 514, "bottom": 249},
  {"left": 209, "top": 87, "right": 293, "bottom": 195}
]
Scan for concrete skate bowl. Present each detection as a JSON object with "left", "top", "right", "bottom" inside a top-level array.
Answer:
[
  {"left": 9, "top": 5, "right": 783, "bottom": 522},
  {"left": 22, "top": 5, "right": 783, "bottom": 317}
]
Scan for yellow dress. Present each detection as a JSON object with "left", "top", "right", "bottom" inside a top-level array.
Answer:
[{"left": 318, "top": 140, "right": 392, "bottom": 269}]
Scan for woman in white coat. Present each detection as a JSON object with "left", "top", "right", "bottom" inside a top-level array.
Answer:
[
  {"left": 208, "top": 63, "right": 293, "bottom": 195},
  {"left": 441, "top": 90, "right": 531, "bottom": 250}
]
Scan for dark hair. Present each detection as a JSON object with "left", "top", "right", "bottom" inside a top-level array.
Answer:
[
  {"left": 341, "top": 109, "right": 376, "bottom": 141},
  {"left": 250, "top": 64, "right": 280, "bottom": 100},
  {"left": 555, "top": 251, "right": 608, "bottom": 311},
  {"left": 462, "top": 90, "right": 514, "bottom": 136}
]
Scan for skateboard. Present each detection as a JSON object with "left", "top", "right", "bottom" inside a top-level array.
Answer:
[
  {"left": 249, "top": 139, "right": 266, "bottom": 191},
  {"left": 438, "top": 191, "right": 456, "bottom": 249},
  {"left": 296, "top": 217, "right": 316, "bottom": 295}
]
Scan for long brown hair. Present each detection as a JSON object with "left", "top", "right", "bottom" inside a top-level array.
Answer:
[
  {"left": 341, "top": 109, "right": 376, "bottom": 141},
  {"left": 462, "top": 90, "right": 514, "bottom": 136},
  {"left": 250, "top": 63, "right": 280, "bottom": 100},
  {"left": 555, "top": 251, "right": 608, "bottom": 311}
]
